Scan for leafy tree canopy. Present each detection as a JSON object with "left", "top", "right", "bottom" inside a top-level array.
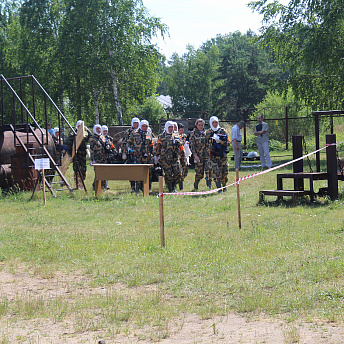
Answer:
[
  {"left": 249, "top": 0, "right": 344, "bottom": 109},
  {"left": 0, "top": 0, "right": 167, "bottom": 126}
]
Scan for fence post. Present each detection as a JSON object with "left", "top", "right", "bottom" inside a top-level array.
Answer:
[
  {"left": 243, "top": 109, "right": 247, "bottom": 149},
  {"left": 314, "top": 112, "right": 321, "bottom": 172},
  {"left": 285, "top": 106, "right": 289, "bottom": 150},
  {"left": 1, "top": 77, "right": 3, "bottom": 126}
]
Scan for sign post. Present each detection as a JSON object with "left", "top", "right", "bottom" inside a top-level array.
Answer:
[{"left": 34, "top": 158, "right": 50, "bottom": 206}]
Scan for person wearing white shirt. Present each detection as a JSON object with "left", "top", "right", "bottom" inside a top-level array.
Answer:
[
  {"left": 254, "top": 115, "right": 272, "bottom": 169},
  {"left": 231, "top": 120, "right": 245, "bottom": 170}
]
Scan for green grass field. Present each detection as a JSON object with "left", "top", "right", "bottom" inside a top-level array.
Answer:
[{"left": 0, "top": 151, "right": 344, "bottom": 342}]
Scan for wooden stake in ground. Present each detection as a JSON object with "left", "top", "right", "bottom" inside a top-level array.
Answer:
[
  {"left": 159, "top": 176, "right": 165, "bottom": 247},
  {"left": 236, "top": 169, "right": 241, "bottom": 229},
  {"left": 42, "top": 169, "right": 46, "bottom": 206},
  {"left": 34, "top": 158, "right": 50, "bottom": 206}
]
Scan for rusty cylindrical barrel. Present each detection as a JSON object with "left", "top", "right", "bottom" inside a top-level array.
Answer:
[{"left": 0, "top": 164, "right": 13, "bottom": 189}]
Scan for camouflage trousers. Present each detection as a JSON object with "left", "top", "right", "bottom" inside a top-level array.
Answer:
[
  {"left": 207, "top": 156, "right": 228, "bottom": 184},
  {"left": 135, "top": 157, "right": 153, "bottom": 191},
  {"left": 73, "top": 157, "right": 87, "bottom": 180},
  {"left": 179, "top": 157, "right": 189, "bottom": 182},
  {"left": 161, "top": 158, "right": 182, "bottom": 183},
  {"left": 194, "top": 159, "right": 210, "bottom": 183}
]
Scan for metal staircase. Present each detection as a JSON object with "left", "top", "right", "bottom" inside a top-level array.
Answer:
[{"left": 0, "top": 74, "right": 76, "bottom": 195}]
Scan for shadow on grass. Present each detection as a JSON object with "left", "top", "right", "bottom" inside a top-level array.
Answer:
[{"left": 257, "top": 195, "right": 333, "bottom": 208}]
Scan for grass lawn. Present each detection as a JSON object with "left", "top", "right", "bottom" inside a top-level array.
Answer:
[{"left": 0, "top": 151, "right": 344, "bottom": 342}]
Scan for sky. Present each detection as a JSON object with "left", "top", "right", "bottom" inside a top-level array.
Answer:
[{"left": 142, "top": 0, "right": 270, "bottom": 59}]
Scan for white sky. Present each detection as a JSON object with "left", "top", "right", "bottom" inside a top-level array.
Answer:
[
  {"left": 143, "top": 0, "right": 264, "bottom": 58},
  {"left": 142, "top": 0, "right": 288, "bottom": 59}
]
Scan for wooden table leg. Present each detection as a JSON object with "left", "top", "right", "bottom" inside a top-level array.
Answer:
[
  {"left": 309, "top": 176, "right": 314, "bottom": 201},
  {"left": 95, "top": 180, "right": 102, "bottom": 197},
  {"left": 259, "top": 191, "right": 263, "bottom": 203},
  {"left": 277, "top": 176, "right": 283, "bottom": 201},
  {"left": 143, "top": 167, "right": 149, "bottom": 197}
]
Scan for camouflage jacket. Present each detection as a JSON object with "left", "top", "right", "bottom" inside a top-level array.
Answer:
[
  {"left": 127, "top": 129, "right": 154, "bottom": 163},
  {"left": 205, "top": 127, "right": 230, "bottom": 158},
  {"left": 156, "top": 131, "right": 183, "bottom": 162},
  {"left": 89, "top": 134, "right": 107, "bottom": 163},
  {"left": 189, "top": 128, "right": 207, "bottom": 160},
  {"left": 121, "top": 127, "right": 135, "bottom": 153},
  {"left": 176, "top": 133, "right": 187, "bottom": 159}
]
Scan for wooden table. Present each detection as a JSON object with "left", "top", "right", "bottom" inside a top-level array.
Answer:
[{"left": 93, "top": 164, "right": 153, "bottom": 197}]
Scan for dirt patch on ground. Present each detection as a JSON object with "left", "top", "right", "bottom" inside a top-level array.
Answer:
[{"left": 0, "top": 267, "right": 343, "bottom": 343}]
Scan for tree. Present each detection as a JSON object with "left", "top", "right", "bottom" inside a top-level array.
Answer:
[
  {"left": 165, "top": 45, "right": 220, "bottom": 114},
  {"left": 214, "top": 31, "right": 281, "bottom": 118},
  {"left": 134, "top": 95, "right": 165, "bottom": 125},
  {"left": 249, "top": 0, "right": 344, "bottom": 109},
  {"left": 1, "top": 0, "right": 167, "bottom": 126},
  {"left": 163, "top": 31, "right": 283, "bottom": 118}
]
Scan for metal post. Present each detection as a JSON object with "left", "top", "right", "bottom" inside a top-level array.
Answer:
[
  {"left": 330, "top": 112, "right": 333, "bottom": 134},
  {"left": 1, "top": 77, "right": 3, "bottom": 126},
  {"left": 44, "top": 93, "right": 48, "bottom": 145},
  {"left": 326, "top": 134, "right": 338, "bottom": 200},
  {"left": 31, "top": 76, "right": 36, "bottom": 121},
  {"left": 314, "top": 112, "right": 320, "bottom": 172},
  {"left": 285, "top": 106, "right": 289, "bottom": 150},
  {"left": 243, "top": 109, "right": 247, "bottom": 149},
  {"left": 19, "top": 78, "right": 24, "bottom": 123},
  {"left": 12, "top": 92, "right": 16, "bottom": 148}
]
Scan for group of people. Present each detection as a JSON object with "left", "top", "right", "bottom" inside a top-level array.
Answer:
[
  {"left": 120, "top": 115, "right": 232, "bottom": 193},
  {"left": 59, "top": 114, "right": 271, "bottom": 193}
]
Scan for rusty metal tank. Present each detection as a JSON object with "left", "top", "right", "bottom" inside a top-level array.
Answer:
[
  {"left": 0, "top": 129, "right": 56, "bottom": 164},
  {"left": 0, "top": 164, "right": 13, "bottom": 189},
  {"left": 0, "top": 128, "right": 57, "bottom": 189}
]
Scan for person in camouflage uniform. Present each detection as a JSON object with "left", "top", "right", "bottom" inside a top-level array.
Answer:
[
  {"left": 90, "top": 124, "right": 107, "bottom": 164},
  {"left": 90, "top": 124, "right": 107, "bottom": 190},
  {"left": 205, "top": 116, "right": 231, "bottom": 193},
  {"left": 189, "top": 118, "right": 209, "bottom": 190},
  {"left": 156, "top": 120, "right": 183, "bottom": 192},
  {"left": 121, "top": 117, "right": 140, "bottom": 161},
  {"left": 101, "top": 125, "right": 118, "bottom": 189},
  {"left": 67, "top": 120, "right": 92, "bottom": 188},
  {"left": 127, "top": 119, "right": 154, "bottom": 193},
  {"left": 177, "top": 123, "right": 188, "bottom": 191},
  {"left": 121, "top": 117, "right": 140, "bottom": 191},
  {"left": 101, "top": 125, "right": 118, "bottom": 162}
]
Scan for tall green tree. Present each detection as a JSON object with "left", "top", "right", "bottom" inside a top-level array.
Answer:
[
  {"left": 250, "top": 0, "right": 344, "bottom": 109},
  {"left": 59, "top": 0, "right": 167, "bottom": 125},
  {"left": 214, "top": 31, "right": 281, "bottom": 117},
  {"left": 1, "top": 0, "right": 167, "bottom": 126},
  {"left": 165, "top": 45, "right": 220, "bottom": 114}
]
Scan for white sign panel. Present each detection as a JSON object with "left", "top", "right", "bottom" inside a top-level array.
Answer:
[{"left": 34, "top": 158, "right": 50, "bottom": 170}]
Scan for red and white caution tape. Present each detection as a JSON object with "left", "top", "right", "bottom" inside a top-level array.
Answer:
[{"left": 159, "top": 142, "right": 340, "bottom": 197}]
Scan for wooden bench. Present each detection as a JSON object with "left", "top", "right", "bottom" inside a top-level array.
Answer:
[
  {"left": 259, "top": 190, "right": 312, "bottom": 206},
  {"left": 93, "top": 163, "right": 153, "bottom": 197},
  {"left": 277, "top": 172, "right": 328, "bottom": 201}
]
